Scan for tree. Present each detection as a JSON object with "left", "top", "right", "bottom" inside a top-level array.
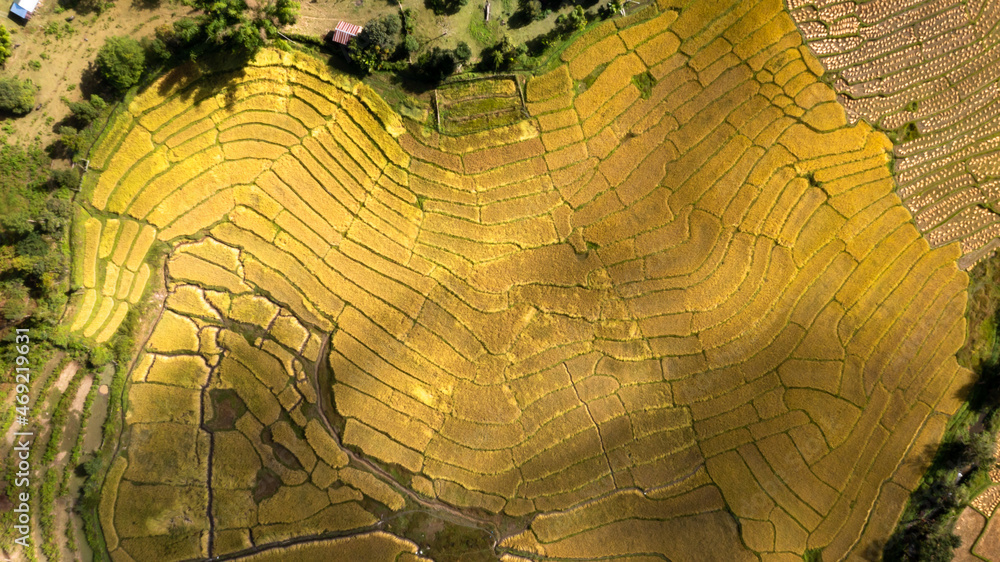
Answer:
[
  {"left": 554, "top": 5, "right": 586, "bottom": 36},
  {"left": 349, "top": 14, "right": 403, "bottom": 74},
  {"left": 96, "top": 36, "right": 146, "bottom": 93},
  {"left": 518, "top": 0, "right": 544, "bottom": 21},
  {"left": 599, "top": 0, "right": 623, "bottom": 18},
  {"left": 426, "top": 0, "right": 467, "bottom": 16},
  {"left": 185, "top": 0, "right": 299, "bottom": 56},
  {"left": 0, "top": 77, "right": 36, "bottom": 115},
  {"left": 0, "top": 24, "right": 11, "bottom": 66},
  {"left": 482, "top": 36, "right": 524, "bottom": 71},
  {"left": 65, "top": 98, "right": 101, "bottom": 125},
  {"left": 266, "top": 0, "right": 299, "bottom": 25},
  {"left": 403, "top": 35, "right": 420, "bottom": 57},
  {"left": 454, "top": 41, "right": 472, "bottom": 63},
  {"left": 415, "top": 47, "right": 457, "bottom": 83}
]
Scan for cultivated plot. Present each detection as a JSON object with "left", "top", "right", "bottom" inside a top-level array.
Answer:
[{"left": 71, "top": 0, "right": 974, "bottom": 559}]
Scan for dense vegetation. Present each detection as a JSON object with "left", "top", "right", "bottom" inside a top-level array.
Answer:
[
  {"left": 0, "top": 142, "right": 74, "bottom": 329},
  {"left": 0, "top": 25, "right": 11, "bottom": 66},
  {"left": 0, "top": 77, "right": 37, "bottom": 115},
  {"left": 95, "top": 37, "right": 146, "bottom": 93}
]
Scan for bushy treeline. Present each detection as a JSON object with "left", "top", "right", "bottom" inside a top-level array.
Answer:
[
  {"left": 0, "top": 142, "right": 75, "bottom": 329},
  {"left": 90, "top": 0, "right": 299, "bottom": 97}
]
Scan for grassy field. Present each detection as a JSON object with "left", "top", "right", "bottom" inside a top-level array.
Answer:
[{"left": 48, "top": 0, "right": 995, "bottom": 560}]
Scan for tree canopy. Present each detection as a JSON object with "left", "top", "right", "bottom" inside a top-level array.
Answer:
[
  {"left": 0, "top": 142, "right": 73, "bottom": 327},
  {"left": 0, "top": 24, "right": 12, "bottom": 67},
  {"left": 0, "top": 77, "right": 37, "bottom": 115},
  {"left": 348, "top": 13, "right": 403, "bottom": 74},
  {"left": 95, "top": 36, "right": 146, "bottom": 93},
  {"left": 185, "top": 0, "right": 299, "bottom": 55}
]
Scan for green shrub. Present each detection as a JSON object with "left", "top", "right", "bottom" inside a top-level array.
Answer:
[{"left": 0, "top": 77, "right": 37, "bottom": 114}]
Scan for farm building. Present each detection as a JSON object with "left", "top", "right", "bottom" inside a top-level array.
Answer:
[
  {"left": 9, "top": 0, "right": 38, "bottom": 20},
  {"left": 331, "top": 21, "right": 362, "bottom": 45}
]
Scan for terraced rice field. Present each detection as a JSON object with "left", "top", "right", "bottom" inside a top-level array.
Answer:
[
  {"left": 71, "top": 0, "right": 979, "bottom": 559},
  {"left": 789, "top": 0, "right": 1000, "bottom": 270}
]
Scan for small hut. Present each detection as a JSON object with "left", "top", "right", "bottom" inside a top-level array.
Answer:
[
  {"left": 331, "top": 21, "right": 363, "bottom": 45},
  {"left": 9, "top": 0, "right": 39, "bottom": 21}
]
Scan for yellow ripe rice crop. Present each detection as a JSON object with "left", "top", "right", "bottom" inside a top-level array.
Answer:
[
  {"left": 287, "top": 97, "right": 325, "bottom": 130},
  {"left": 619, "top": 9, "right": 678, "bottom": 49},
  {"left": 82, "top": 218, "right": 102, "bottom": 289},
  {"left": 99, "top": 456, "right": 127, "bottom": 552},
  {"left": 223, "top": 140, "right": 289, "bottom": 162},
  {"left": 230, "top": 205, "right": 280, "bottom": 242},
  {"left": 229, "top": 532, "right": 420, "bottom": 561},
  {"left": 305, "top": 419, "right": 349, "bottom": 468},
  {"left": 146, "top": 310, "right": 201, "bottom": 353},
  {"left": 146, "top": 160, "right": 267, "bottom": 230},
  {"left": 85, "top": 27, "right": 979, "bottom": 559},
  {"left": 576, "top": 53, "right": 647, "bottom": 120},
  {"left": 124, "top": 224, "right": 157, "bottom": 271},
  {"left": 167, "top": 285, "right": 222, "bottom": 320},
  {"left": 127, "top": 263, "right": 151, "bottom": 304},
  {"left": 95, "top": 301, "right": 129, "bottom": 343},
  {"left": 146, "top": 354, "right": 210, "bottom": 388},
  {"left": 139, "top": 94, "right": 202, "bottom": 136},
  {"left": 561, "top": 20, "right": 617, "bottom": 63},
  {"left": 234, "top": 183, "right": 284, "bottom": 219},
  {"left": 129, "top": 62, "right": 202, "bottom": 116},
  {"left": 83, "top": 296, "right": 115, "bottom": 338},
  {"left": 220, "top": 329, "right": 289, "bottom": 391},
  {"left": 222, "top": 361, "right": 281, "bottom": 427},
  {"left": 212, "top": 430, "right": 261, "bottom": 489},
  {"left": 342, "top": 419, "right": 423, "bottom": 473},
  {"left": 271, "top": 421, "right": 317, "bottom": 472},
  {"left": 129, "top": 145, "right": 225, "bottom": 219},
  {"left": 102, "top": 263, "right": 120, "bottom": 297},
  {"left": 93, "top": 127, "right": 155, "bottom": 211},
  {"left": 99, "top": 219, "right": 120, "bottom": 259},
  {"left": 178, "top": 237, "right": 241, "bottom": 271},
  {"left": 89, "top": 114, "right": 134, "bottom": 171},
  {"left": 163, "top": 111, "right": 216, "bottom": 150},
  {"left": 70, "top": 289, "right": 98, "bottom": 332},
  {"left": 339, "top": 96, "right": 409, "bottom": 167},
  {"left": 218, "top": 123, "right": 300, "bottom": 148},
  {"left": 126, "top": 383, "right": 201, "bottom": 424},
  {"left": 339, "top": 467, "right": 405, "bottom": 511},
  {"left": 258, "top": 483, "right": 330, "bottom": 525},
  {"left": 158, "top": 189, "right": 236, "bottom": 242},
  {"left": 217, "top": 108, "right": 306, "bottom": 137},
  {"left": 229, "top": 294, "right": 280, "bottom": 328},
  {"left": 212, "top": 94, "right": 290, "bottom": 124},
  {"left": 569, "top": 35, "right": 627, "bottom": 81},
  {"left": 111, "top": 220, "right": 139, "bottom": 267},
  {"left": 355, "top": 83, "right": 406, "bottom": 137},
  {"left": 292, "top": 84, "right": 339, "bottom": 117},
  {"left": 439, "top": 79, "right": 516, "bottom": 101}
]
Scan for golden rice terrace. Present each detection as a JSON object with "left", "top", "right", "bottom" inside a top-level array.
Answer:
[{"left": 70, "top": 0, "right": 983, "bottom": 559}]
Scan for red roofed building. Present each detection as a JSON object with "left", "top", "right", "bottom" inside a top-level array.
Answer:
[{"left": 332, "top": 21, "right": 362, "bottom": 45}]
